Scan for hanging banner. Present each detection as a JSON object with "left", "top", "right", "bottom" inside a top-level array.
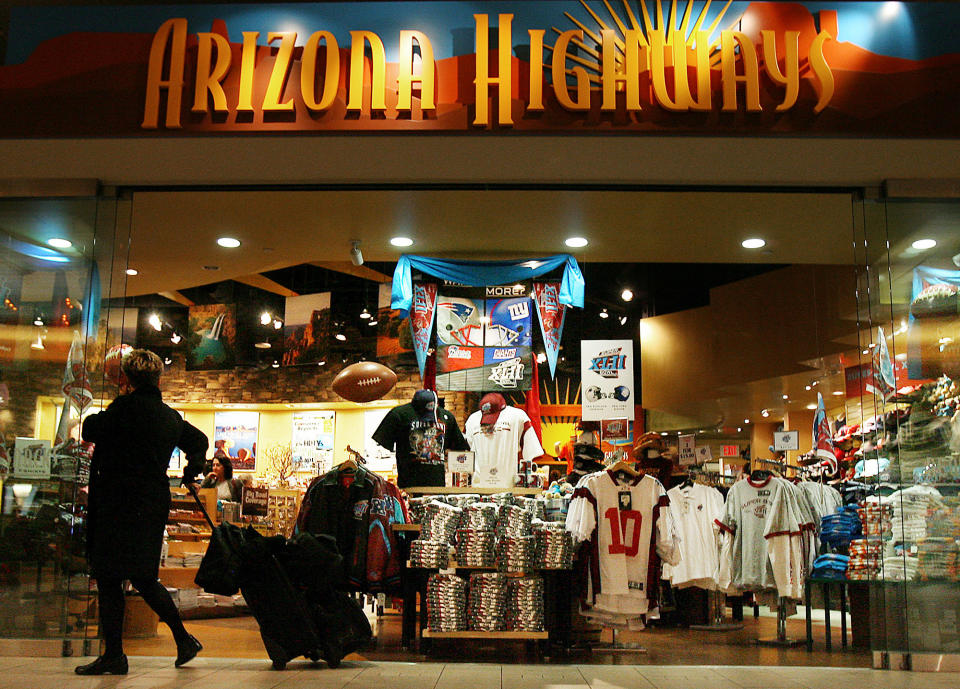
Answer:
[
  {"left": 581, "top": 340, "right": 634, "bottom": 422},
  {"left": 532, "top": 282, "right": 567, "bottom": 378},
  {"left": 435, "top": 285, "right": 533, "bottom": 392},
  {"left": 410, "top": 282, "right": 438, "bottom": 380},
  {"left": 812, "top": 392, "right": 837, "bottom": 471},
  {"left": 866, "top": 327, "right": 896, "bottom": 402}
]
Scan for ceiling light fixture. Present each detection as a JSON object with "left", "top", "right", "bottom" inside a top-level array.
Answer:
[
  {"left": 368, "top": 319, "right": 378, "bottom": 326},
  {"left": 536, "top": 352, "right": 546, "bottom": 364},
  {"left": 744, "top": 418, "right": 750, "bottom": 424},
  {"left": 335, "top": 332, "right": 347, "bottom": 341},
  {"left": 895, "top": 352, "right": 907, "bottom": 361},
  {"left": 254, "top": 342, "right": 271, "bottom": 349},
  {"left": 741, "top": 238, "right": 766, "bottom": 249},
  {"left": 599, "top": 309, "right": 609, "bottom": 319},
  {"left": 620, "top": 288, "right": 634, "bottom": 302},
  {"left": 805, "top": 385, "right": 811, "bottom": 391},
  {"left": 47, "top": 238, "right": 72, "bottom": 249},
  {"left": 390, "top": 236, "right": 413, "bottom": 247},
  {"left": 564, "top": 237, "right": 588, "bottom": 248},
  {"left": 832, "top": 391, "right": 843, "bottom": 396},
  {"left": 271, "top": 360, "right": 280, "bottom": 368},
  {"left": 217, "top": 237, "right": 241, "bottom": 248},
  {"left": 273, "top": 319, "right": 282, "bottom": 330},
  {"left": 33, "top": 316, "right": 43, "bottom": 326},
  {"left": 912, "top": 238, "right": 937, "bottom": 250},
  {"left": 737, "top": 427, "right": 742, "bottom": 432},
  {"left": 761, "top": 409, "right": 770, "bottom": 418},
  {"left": 350, "top": 240, "right": 364, "bottom": 266},
  {"left": 31, "top": 334, "right": 44, "bottom": 350},
  {"left": 148, "top": 313, "right": 162, "bottom": 331},
  {"left": 164, "top": 357, "right": 173, "bottom": 365},
  {"left": 782, "top": 394, "right": 789, "bottom": 400},
  {"left": 806, "top": 403, "right": 818, "bottom": 410},
  {"left": 317, "top": 360, "right": 326, "bottom": 366},
  {"left": 260, "top": 311, "right": 271, "bottom": 326},
  {"left": 660, "top": 432, "right": 668, "bottom": 436},
  {"left": 359, "top": 307, "right": 371, "bottom": 319},
  {"left": 125, "top": 268, "right": 139, "bottom": 276},
  {"left": 170, "top": 333, "right": 182, "bottom": 344},
  {"left": 619, "top": 316, "right": 627, "bottom": 325}
]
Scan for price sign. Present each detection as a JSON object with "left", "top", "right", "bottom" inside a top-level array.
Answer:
[
  {"left": 774, "top": 430, "right": 799, "bottom": 452},
  {"left": 678, "top": 434, "right": 696, "bottom": 466},
  {"left": 13, "top": 438, "right": 51, "bottom": 479},
  {"left": 446, "top": 450, "right": 475, "bottom": 474},
  {"left": 241, "top": 486, "right": 269, "bottom": 517}
]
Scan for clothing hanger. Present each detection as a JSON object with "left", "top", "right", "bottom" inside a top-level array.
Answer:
[
  {"left": 608, "top": 457, "right": 643, "bottom": 481},
  {"left": 338, "top": 445, "right": 367, "bottom": 473}
]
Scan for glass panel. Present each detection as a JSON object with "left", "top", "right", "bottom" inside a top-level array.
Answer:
[
  {"left": 0, "top": 194, "right": 122, "bottom": 648},
  {"left": 864, "top": 196, "right": 960, "bottom": 655}
]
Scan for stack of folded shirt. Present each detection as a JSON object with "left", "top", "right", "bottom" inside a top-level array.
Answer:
[
  {"left": 421, "top": 501, "right": 463, "bottom": 543},
  {"left": 820, "top": 505, "right": 862, "bottom": 549},
  {"left": 860, "top": 501, "right": 893, "bottom": 541},
  {"left": 846, "top": 538, "right": 884, "bottom": 580},
  {"left": 915, "top": 538, "right": 960, "bottom": 581},
  {"left": 926, "top": 498, "right": 960, "bottom": 539},
  {"left": 880, "top": 555, "right": 919, "bottom": 581},
  {"left": 811, "top": 554, "right": 850, "bottom": 580}
]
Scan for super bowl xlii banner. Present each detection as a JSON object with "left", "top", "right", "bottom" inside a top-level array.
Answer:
[{"left": 409, "top": 281, "right": 566, "bottom": 390}]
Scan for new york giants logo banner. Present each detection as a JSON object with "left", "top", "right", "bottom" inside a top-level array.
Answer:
[
  {"left": 581, "top": 340, "right": 634, "bottom": 421},
  {"left": 410, "top": 282, "right": 438, "bottom": 380},
  {"left": 532, "top": 282, "right": 566, "bottom": 379}
]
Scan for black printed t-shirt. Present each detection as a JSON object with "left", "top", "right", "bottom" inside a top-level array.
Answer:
[{"left": 372, "top": 403, "right": 469, "bottom": 488}]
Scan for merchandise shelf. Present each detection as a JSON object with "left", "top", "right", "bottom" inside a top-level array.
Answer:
[{"left": 422, "top": 630, "right": 548, "bottom": 639}]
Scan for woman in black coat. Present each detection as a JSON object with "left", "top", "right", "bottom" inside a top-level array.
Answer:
[{"left": 76, "top": 349, "right": 209, "bottom": 675}]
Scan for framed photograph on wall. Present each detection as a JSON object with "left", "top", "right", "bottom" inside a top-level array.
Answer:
[{"left": 214, "top": 411, "right": 259, "bottom": 471}]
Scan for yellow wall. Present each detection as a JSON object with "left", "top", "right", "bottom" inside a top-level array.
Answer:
[{"left": 35, "top": 398, "right": 395, "bottom": 477}]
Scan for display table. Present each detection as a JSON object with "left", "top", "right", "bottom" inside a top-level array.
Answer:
[{"left": 404, "top": 486, "right": 543, "bottom": 496}]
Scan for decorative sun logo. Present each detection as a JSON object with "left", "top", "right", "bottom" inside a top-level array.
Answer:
[{"left": 550, "top": 0, "right": 742, "bottom": 85}]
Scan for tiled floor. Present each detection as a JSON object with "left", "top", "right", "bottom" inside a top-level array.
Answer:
[{"left": 1, "top": 657, "right": 958, "bottom": 689}]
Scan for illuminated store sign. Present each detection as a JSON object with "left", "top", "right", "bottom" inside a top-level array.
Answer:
[
  {"left": 1, "top": 1, "right": 959, "bottom": 137},
  {"left": 142, "top": 12, "right": 834, "bottom": 129}
]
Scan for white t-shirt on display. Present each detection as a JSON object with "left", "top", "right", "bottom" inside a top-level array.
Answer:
[
  {"left": 465, "top": 405, "right": 544, "bottom": 488},
  {"left": 663, "top": 482, "right": 724, "bottom": 590}
]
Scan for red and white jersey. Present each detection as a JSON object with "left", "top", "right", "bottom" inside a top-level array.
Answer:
[
  {"left": 465, "top": 406, "right": 544, "bottom": 488},
  {"left": 566, "top": 471, "right": 679, "bottom": 617}
]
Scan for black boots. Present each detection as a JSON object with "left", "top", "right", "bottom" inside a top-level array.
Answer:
[
  {"left": 175, "top": 634, "right": 203, "bottom": 667},
  {"left": 75, "top": 654, "right": 128, "bottom": 675}
]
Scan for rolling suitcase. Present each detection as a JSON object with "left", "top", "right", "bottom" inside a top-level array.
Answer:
[{"left": 239, "top": 529, "right": 323, "bottom": 670}]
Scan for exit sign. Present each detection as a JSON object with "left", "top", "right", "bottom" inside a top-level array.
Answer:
[{"left": 721, "top": 445, "right": 740, "bottom": 457}]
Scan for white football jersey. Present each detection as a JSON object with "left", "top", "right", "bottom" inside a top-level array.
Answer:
[
  {"left": 465, "top": 406, "right": 544, "bottom": 488},
  {"left": 566, "top": 471, "right": 679, "bottom": 618}
]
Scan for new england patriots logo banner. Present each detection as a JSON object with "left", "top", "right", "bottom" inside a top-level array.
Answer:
[
  {"left": 532, "top": 282, "right": 566, "bottom": 378},
  {"left": 410, "top": 282, "right": 438, "bottom": 380},
  {"left": 812, "top": 392, "right": 837, "bottom": 470}
]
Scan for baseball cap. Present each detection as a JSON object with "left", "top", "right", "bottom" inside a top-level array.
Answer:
[
  {"left": 412, "top": 389, "right": 439, "bottom": 422},
  {"left": 479, "top": 392, "right": 507, "bottom": 424}
]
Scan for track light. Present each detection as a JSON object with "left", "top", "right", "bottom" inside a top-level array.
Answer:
[
  {"left": 360, "top": 307, "right": 371, "bottom": 319},
  {"left": 260, "top": 311, "right": 271, "bottom": 326},
  {"left": 599, "top": 309, "right": 609, "bottom": 319},
  {"left": 170, "top": 333, "right": 182, "bottom": 344},
  {"left": 350, "top": 240, "right": 364, "bottom": 266},
  {"left": 271, "top": 360, "right": 280, "bottom": 368},
  {"left": 335, "top": 332, "right": 347, "bottom": 341},
  {"left": 273, "top": 319, "right": 283, "bottom": 330},
  {"left": 148, "top": 313, "right": 162, "bottom": 331}
]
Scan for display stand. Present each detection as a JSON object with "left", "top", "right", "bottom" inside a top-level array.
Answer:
[
  {"left": 591, "top": 628, "right": 647, "bottom": 653},
  {"left": 756, "top": 597, "right": 804, "bottom": 647},
  {"left": 690, "top": 590, "right": 745, "bottom": 632}
]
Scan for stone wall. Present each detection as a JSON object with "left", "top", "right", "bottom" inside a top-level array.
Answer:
[{"left": 3, "top": 354, "right": 478, "bottom": 442}]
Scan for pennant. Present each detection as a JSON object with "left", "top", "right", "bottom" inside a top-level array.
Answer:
[
  {"left": 812, "top": 392, "right": 837, "bottom": 471},
  {"left": 866, "top": 327, "right": 896, "bottom": 402},
  {"left": 524, "top": 356, "right": 542, "bottom": 444},
  {"left": 62, "top": 330, "right": 93, "bottom": 414},
  {"left": 532, "top": 282, "right": 567, "bottom": 378},
  {"left": 409, "top": 282, "right": 437, "bottom": 380}
]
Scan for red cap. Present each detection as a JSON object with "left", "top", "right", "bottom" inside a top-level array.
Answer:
[{"left": 479, "top": 393, "right": 506, "bottom": 424}]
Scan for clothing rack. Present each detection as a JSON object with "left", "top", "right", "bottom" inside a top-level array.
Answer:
[
  {"left": 755, "top": 457, "right": 803, "bottom": 472},
  {"left": 689, "top": 590, "right": 744, "bottom": 632},
  {"left": 756, "top": 597, "right": 804, "bottom": 647}
]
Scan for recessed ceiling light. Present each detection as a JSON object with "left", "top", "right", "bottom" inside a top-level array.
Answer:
[
  {"left": 782, "top": 394, "right": 789, "bottom": 400},
  {"left": 660, "top": 432, "right": 668, "bottom": 436},
  {"left": 805, "top": 385, "right": 811, "bottom": 391},
  {"left": 741, "top": 238, "right": 766, "bottom": 249},
  {"left": 390, "top": 236, "right": 413, "bottom": 247},
  {"left": 125, "top": 268, "right": 139, "bottom": 276},
  {"left": 832, "top": 391, "right": 843, "bottom": 396},
  {"left": 806, "top": 403, "right": 818, "bottom": 410},
  {"left": 565, "top": 237, "right": 588, "bottom": 248},
  {"left": 254, "top": 342, "right": 271, "bottom": 349},
  {"left": 598, "top": 309, "right": 609, "bottom": 319},
  {"left": 47, "top": 238, "right": 72, "bottom": 249},
  {"left": 911, "top": 238, "right": 937, "bottom": 250},
  {"left": 744, "top": 418, "right": 750, "bottom": 424},
  {"left": 260, "top": 311, "right": 271, "bottom": 326},
  {"left": 217, "top": 237, "right": 241, "bottom": 248},
  {"left": 620, "top": 288, "right": 634, "bottom": 302},
  {"left": 335, "top": 332, "right": 347, "bottom": 341}
]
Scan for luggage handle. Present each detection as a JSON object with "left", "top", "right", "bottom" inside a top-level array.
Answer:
[{"left": 186, "top": 483, "right": 217, "bottom": 530}]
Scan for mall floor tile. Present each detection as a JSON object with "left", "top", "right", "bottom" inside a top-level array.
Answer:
[{"left": 8, "top": 657, "right": 960, "bottom": 689}]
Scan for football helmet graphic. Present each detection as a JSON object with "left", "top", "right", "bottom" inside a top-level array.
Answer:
[
  {"left": 484, "top": 298, "right": 532, "bottom": 347},
  {"left": 436, "top": 297, "right": 483, "bottom": 346},
  {"left": 585, "top": 385, "right": 631, "bottom": 402},
  {"left": 613, "top": 385, "right": 631, "bottom": 402},
  {"left": 586, "top": 385, "right": 603, "bottom": 402}
]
